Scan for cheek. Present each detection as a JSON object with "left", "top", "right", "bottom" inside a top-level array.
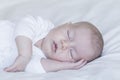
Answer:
[
  {"left": 42, "top": 38, "right": 52, "bottom": 54},
  {"left": 51, "top": 52, "right": 70, "bottom": 62}
]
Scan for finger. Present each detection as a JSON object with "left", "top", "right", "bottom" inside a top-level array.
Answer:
[
  {"left": 71, "top": 60, "right": 87, "bottom": 70},
  {"left": 78, "top": 59, "right": 85, "bottom": 63},
  {"left": 4, "top": 65, "right": 16, "bottom": 72},
  {"left": 4, "top": 67, "right": 12, "bottom": 72},
  {"left": 4, "top": 68, "right": 14, "bottom": 72},
  {"left": 75, "top": 60, "right": 87, "bottom": 69},
  {"left": 12, "top": 68, "right": 19, "bottom": 72},
  {"left": 74, "top": 59, "right": 85, "bottom": 66},
  {"left": 5, "top": 67, "right": 19, "bottom": 72},
  {"left": 68, "top": 59, "right": 85, "bottom": 70}
]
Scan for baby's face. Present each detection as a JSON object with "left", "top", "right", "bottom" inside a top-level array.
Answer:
[{"left": 41, "top": 23, "right": 92, "bottom": 62}]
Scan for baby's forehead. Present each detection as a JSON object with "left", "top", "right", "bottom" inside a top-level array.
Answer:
[
  {"left": 69, "top": 24, "right": 91, "bottom": 33},
  {"left": 58, "top": 22, "right": 93, "bottom": 35}
]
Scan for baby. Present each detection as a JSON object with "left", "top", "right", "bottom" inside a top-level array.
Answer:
[{"left": 3, "top": 16, "right": 104, "bottom": 73}]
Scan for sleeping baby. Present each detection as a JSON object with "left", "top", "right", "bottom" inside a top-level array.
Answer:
[{"left": 2, "top": 15, "right": 103, "bottom": 73}]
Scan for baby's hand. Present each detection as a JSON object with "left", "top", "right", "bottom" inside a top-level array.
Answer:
[
  {"left": 41, "top": 58, "right": 87, "bottom": 72},
  {"left": 60, "top": 59, "right": 87, "bottom": 70},
  {"left": 4, "top": 56, "right": 30, "bottom": 72}
]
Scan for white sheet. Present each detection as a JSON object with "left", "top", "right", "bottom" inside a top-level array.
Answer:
[
  {"left": 0, "top": 0, "right": 120, "bottom": 80},
  {"left": 0, "top": 21, "right": 17, "bottom": 69}
]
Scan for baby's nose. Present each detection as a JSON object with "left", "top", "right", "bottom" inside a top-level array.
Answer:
[{"left": 61, "top": 40, "right": 70, "bottom": 50}]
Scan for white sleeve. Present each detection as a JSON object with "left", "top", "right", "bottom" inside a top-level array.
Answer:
[
  {"left": 14, "top": 15, "right": 54, "bottom": 43},
  {"left": 14, "top": 15, "right": 37, "bottom": 41},
  {"left": 25, "top": 55, "right": 46, "bottom": 74}
]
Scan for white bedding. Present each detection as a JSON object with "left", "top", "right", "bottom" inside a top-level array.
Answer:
[{"left": 0, "top": 0, "right": 120, "bottom": 80}]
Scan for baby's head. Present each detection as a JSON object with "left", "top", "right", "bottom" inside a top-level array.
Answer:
[{"left": 41, "top": 22, "right": 104, "bottom": 62}]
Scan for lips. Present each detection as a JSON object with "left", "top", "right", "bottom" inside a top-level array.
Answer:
[{"left": 52, "top": 41, "right": 57, "bottom": 53}]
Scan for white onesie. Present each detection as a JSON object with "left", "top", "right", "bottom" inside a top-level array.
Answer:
[{"left": 0, "top": 15, "right": 54, "bottom": 74}]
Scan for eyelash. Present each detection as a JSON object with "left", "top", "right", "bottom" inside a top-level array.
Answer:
[
  {"left": 67, "top": 30, "right": 73, "bottom": 59},
  {"left": 70, "top": 49, "right": 73, "bottom": 59},
  {"left": 67, "top": 30, "right": 70, "bottom": 40}
]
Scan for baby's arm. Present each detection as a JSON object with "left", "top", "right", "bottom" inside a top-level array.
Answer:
[
  {"left": 41, "top": 58, "right": 87, "bottom": 72},
  {"left": 4, "top": 36, "right": 32, "bottom": 72}
]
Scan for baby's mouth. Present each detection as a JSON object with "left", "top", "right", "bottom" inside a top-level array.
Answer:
[{"left": 53, "top": 41, "right": 57, "bottom": 53}]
